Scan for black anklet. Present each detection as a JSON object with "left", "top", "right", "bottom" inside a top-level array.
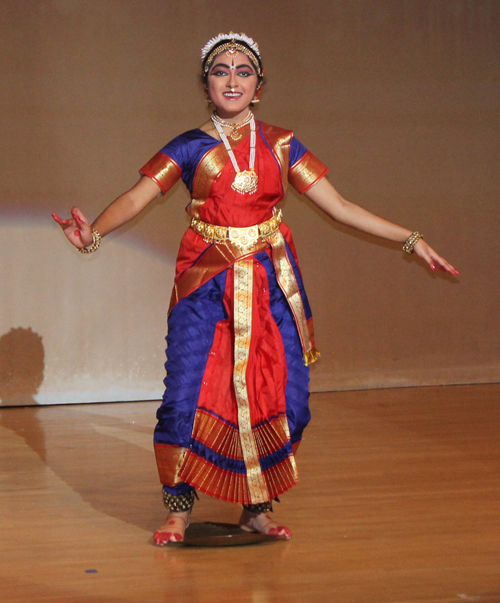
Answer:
[
  {"left": 162, "top": 489, "right": 196, "bottom": 512},
  {"left": 243, "top": 500, "right": 273, "bottom": 514}
]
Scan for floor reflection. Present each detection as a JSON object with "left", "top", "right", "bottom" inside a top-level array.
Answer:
[{"left": 0, "top": 402, "right": 161, "bottom": 532}]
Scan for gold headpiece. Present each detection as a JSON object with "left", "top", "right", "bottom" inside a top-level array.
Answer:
[{"left": 201, "top": 32, "right": 262, "bottom": 76}]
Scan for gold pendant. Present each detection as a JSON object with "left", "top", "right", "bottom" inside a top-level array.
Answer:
[
  {"left": 229, "top": 127, "right": 243, "bottom": 141},
  {"left": 232, "top": 170, "right": 258, "bottom": 195}
]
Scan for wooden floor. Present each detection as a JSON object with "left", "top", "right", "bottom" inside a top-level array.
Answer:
[{"left": 1, "top": 384, "right": 499, "bottom": 603}]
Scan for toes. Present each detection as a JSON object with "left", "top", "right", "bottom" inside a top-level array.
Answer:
[
  {"left": 153, "top": 531, "right": 172, "bottom": 545},
  {"left": 153, "top": 531, "right": 170, "bottom": 545},
  {"left": 153, "top": 531, "right": 183, "bottom": 546},
  {"left": 268, "top": 526, "right": 292, "bottom": 539}
]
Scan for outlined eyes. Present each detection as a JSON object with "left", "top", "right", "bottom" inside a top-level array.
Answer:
[{"left": 210, "top": 69, "right": 255, "bottom": 77}]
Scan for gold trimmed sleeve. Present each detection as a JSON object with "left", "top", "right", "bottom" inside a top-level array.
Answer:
[
  {"left": 139, "top": 152, "right": 182, "bottom": 195},
  {"left": 288, "top": 150, "right": 328, "bottom": 194}
]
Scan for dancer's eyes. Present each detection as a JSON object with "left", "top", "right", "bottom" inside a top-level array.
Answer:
[
  {"left": 211, "top": 69, "right": 254, "bottom": 77},
  {"left": 209, "top": 63, "right": 255, "bottom": 78}
]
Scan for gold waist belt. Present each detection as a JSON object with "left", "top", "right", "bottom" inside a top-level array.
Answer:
[{"left": 190, "top": 209, "right": 283, "bottom": 252}]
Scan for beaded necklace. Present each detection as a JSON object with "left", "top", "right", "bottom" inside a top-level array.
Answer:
[
  {"left": 211, "top": 111, "right": 252, "bottom": 141},
  {"left": 211, "top": 112, "right": 258, "bottom": 195}
]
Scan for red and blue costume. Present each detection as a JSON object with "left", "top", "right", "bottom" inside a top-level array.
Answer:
[{"left": 140, "top": 121, "right": 327, "bottom": 505}]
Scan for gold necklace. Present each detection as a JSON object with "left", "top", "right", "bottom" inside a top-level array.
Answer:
[
  {"left": 211, "top": 112, "right": 258, "bottom": 195},
  {"left": 211, "top": 111, "right": 253, "bottom": 141}
]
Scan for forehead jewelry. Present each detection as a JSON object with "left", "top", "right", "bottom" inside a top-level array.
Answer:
[
  {"left": 225, "top": 42, "right": 239, "bottom": 58},
  {"left": 201, "top": 32, "right": 260, "bottom": 61},
  {"left": 201, "top": 33, "right": 261, "bottom": 76},
  {"left": 211, "top": 112, "right": 258, "bottom": 195}
]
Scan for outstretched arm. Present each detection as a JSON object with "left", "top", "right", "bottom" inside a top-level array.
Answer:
[
  {"left": 52, "top": 176, "right": 161, "bottom": 249},
  {"left": 304, "top": 177, "right": 459, "bottom": 275}
]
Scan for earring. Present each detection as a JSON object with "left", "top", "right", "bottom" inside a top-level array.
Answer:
[
  {"left": 252, "top": 85, "right": 262, "bottom": 104},
  {"left": 206, "top": 98, "right": 213, "bottom": 105}
]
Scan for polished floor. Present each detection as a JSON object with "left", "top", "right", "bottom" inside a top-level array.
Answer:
[{"left": 1, "top": 384, "right": 499, "bottom": 603}]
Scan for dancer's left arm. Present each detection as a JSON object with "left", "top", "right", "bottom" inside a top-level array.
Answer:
[{"left": 304, "top": 177, "right": 459, "bottom": 275}]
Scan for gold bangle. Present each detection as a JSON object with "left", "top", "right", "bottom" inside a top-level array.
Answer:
[
  {"left": 403, "top": 231, "right": 423, "bottom": 254},
  {"left": 78, "top": 228, "right": 101, "bottom": 254}
]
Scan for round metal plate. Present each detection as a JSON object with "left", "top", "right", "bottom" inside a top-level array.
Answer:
[{"left": 182, "top": 522, "right": 284, "bottom": 547}]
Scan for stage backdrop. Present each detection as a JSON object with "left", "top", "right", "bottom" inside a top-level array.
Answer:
[{"left": 1, "top": 0, "right": 499, "bottom": 405}]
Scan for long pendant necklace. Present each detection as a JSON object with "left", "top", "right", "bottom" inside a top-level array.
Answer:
[{"left": 211, "top": 112, "right": 259, "bottom": 195}]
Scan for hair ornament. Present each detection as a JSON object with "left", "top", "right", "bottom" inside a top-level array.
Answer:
[
  {"left": 200, "top": 32, "right": 260, "bottom": 62},
  {"left": 201, "top": 32, "right": 262, "bottom": 76}
]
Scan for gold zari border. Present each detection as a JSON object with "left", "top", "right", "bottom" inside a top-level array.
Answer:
[
  {"left": 154, "top": 444, "right": 187, "bottom": 486},
  {"left": 288, "top": 150, "right": 328, "bottom": 194},
  {"left": 260, "top": 124, "right": 293, "bottom": 195},
  {"left": 139, "top": 153, "right": 182, "bottom": 194},
  {"left": 269, "top": 231, "right": 320, "bottom": 365},
  {"left": 233, "top": 258, "right": 270, "bottom": 503},
  {"left": 178, "top": 410, "right": 298, "bottom": 504},
  {"left": 168, "top": 239, "right": 267, "bottom": 313},
  {"left": 189, "top": 144, "right": 229, "bottom": 218}
]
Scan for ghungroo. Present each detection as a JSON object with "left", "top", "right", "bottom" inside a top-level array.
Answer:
[
  {"left": 243, "top": 500, "right": 273, "bottom": 514},
  {"left": 162, "top": 489, "right": 196, "bottom": 512}
]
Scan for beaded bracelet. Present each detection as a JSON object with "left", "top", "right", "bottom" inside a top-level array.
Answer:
[
  {"left": 78, "top": 228, "right": 101, "bottom": 254},
  {"left": 403, "top": 231, "right": 423, "bottom": 254}
]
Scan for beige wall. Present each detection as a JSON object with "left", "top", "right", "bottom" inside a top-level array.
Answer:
[{"left": 1, "top": 0, "right": 499, "bottom": 405}]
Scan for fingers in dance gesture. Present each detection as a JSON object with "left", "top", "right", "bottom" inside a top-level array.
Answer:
[
  {"left": 52, "top": 177, "right": 162, "bottom": 252},
  {"left": 413, "top": 240, "right": 460, "bottom": 275},
  {"left": 52, "top": 207, "right": 93, "bottom": 249},
  {"left": 305, "top": 178, "right": 460, "bottom": 276}
]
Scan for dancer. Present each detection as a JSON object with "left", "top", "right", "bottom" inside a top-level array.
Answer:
[{"left": 53, "top": 33, "right": 459, "bottom": 545}]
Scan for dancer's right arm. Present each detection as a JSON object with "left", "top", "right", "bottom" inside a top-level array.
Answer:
[{"left": 52, "top": 176, "right": 161, "bottom": 249}]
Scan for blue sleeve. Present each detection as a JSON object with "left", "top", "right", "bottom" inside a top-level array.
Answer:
[
  {"left": 289, "top": 136, "right": 308, "bottom": 168},
  {"left": 158, "top": 130, "right": 220, "bottom": 193}
]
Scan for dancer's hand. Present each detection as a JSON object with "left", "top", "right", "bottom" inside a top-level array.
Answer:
[
  {"left": 52, "top": 207, "right": 93, "bottom": 249},
  {"left": 413, "top": 240, "right": 460, "bottom": 275}
]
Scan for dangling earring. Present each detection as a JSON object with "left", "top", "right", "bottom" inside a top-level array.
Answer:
[
  {"left": 252, "top": 84, "right": 262, "bottom": 104},
  {"left": 205, "top": 89, "right": 213, "bottom": 106}
]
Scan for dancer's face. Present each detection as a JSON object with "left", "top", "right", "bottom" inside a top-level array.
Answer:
[{"left": 206, "top": 51, "right": 259, "bottom": 119}]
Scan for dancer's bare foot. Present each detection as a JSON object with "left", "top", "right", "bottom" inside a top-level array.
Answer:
[
  {"left": 153, "top": 511, "right": 190, "bottom": 546},
  {"left": 238, "top": 509, "right": 292, "bottom": 540}
]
